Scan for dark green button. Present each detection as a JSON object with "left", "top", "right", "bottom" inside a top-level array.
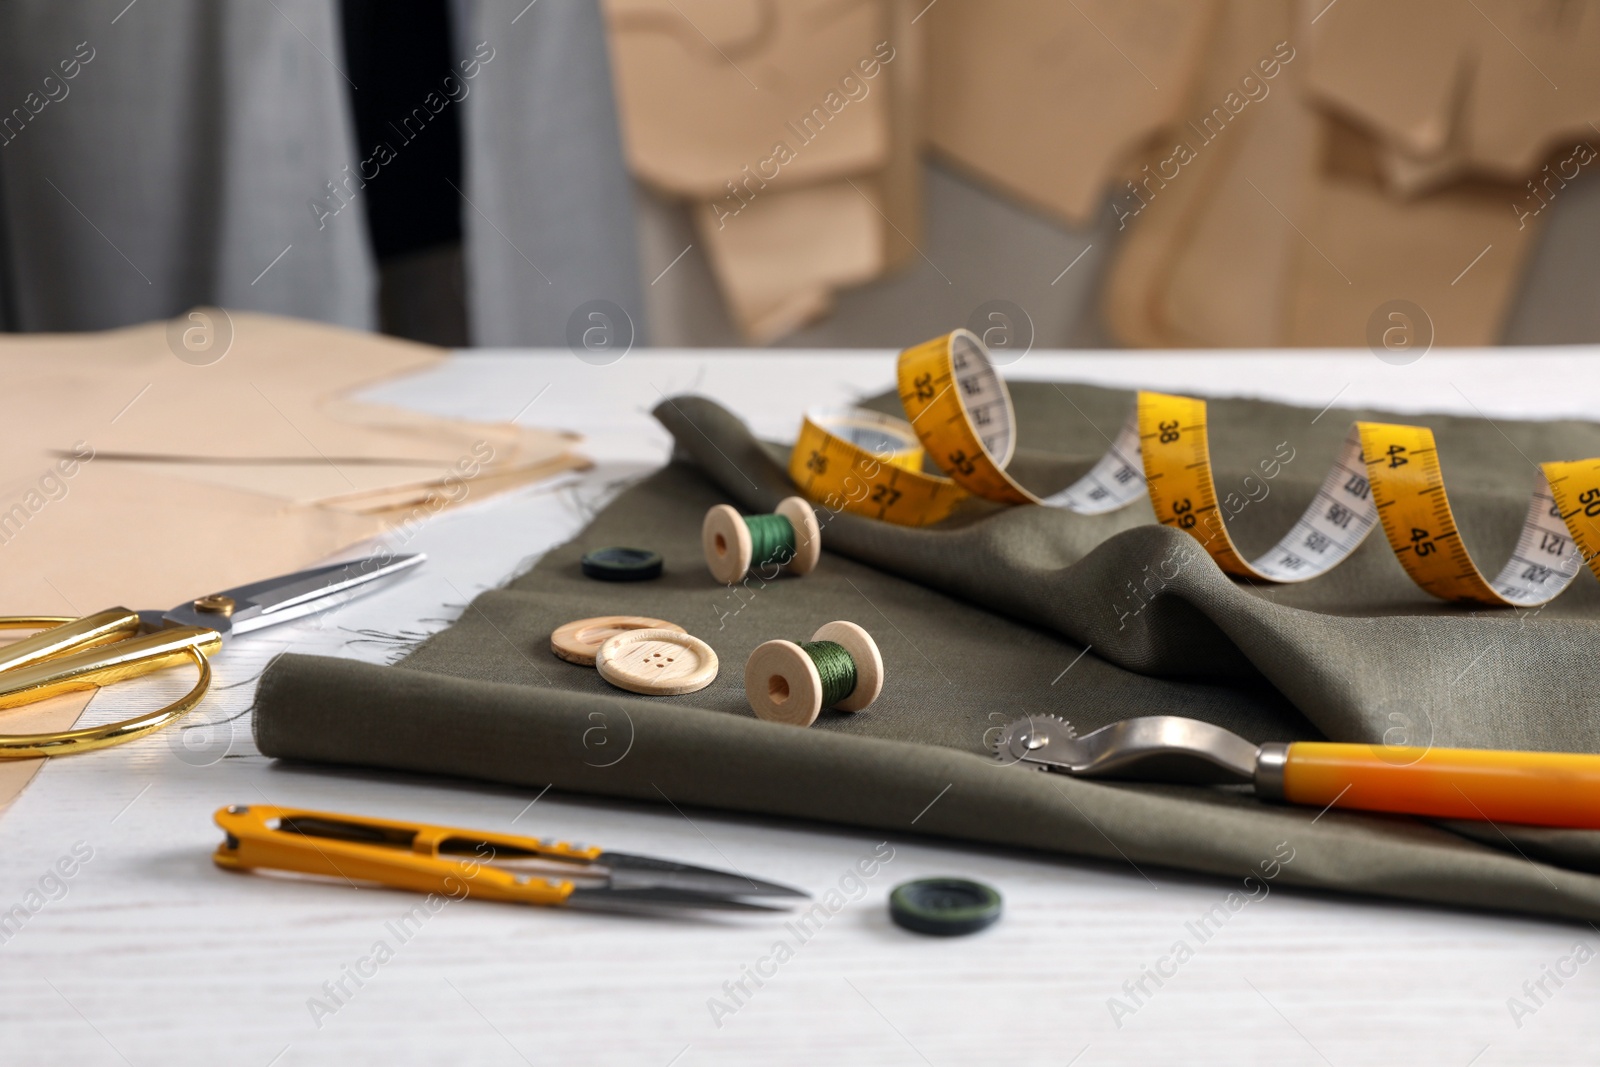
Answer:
[
  {"left": 889, "top": 878, "right": 1002, "bottom": 936},
  {"left": 581, "top": 547, "right": 663, "bottom": 582}
]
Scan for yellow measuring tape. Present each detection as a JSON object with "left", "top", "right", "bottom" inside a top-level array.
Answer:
[{"left": 787, "top": 329, "right": 1600, "bottom": 607}]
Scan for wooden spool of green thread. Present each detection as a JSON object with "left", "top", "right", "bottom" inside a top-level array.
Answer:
[
  {"left": 745, "top": 621, "right": 883, "bottom": 727},
  {"left": 702, "top": 496, "right": 822, "bottom": 584}
]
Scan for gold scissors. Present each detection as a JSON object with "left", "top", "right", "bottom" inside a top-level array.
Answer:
[
  {"left": 0, "top": 553, "right": 424, "bottom": 758},
  {"left": 214, "top": 805, "right": 809, "bottom": 912}
]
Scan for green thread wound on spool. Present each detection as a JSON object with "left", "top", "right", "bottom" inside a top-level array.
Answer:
[
  {"left": 744, "top": 513, "right": 797, "bottom": 570},
  {"left": 800, "top": 640, "right": 857, "bottom": 709}
]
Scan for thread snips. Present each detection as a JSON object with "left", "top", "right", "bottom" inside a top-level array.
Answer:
[{"left": 214, "top": 805, "right": 810, "bottom": 913}]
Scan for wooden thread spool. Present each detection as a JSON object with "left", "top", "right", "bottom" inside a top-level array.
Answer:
[
  {"left": 745, "top": 621, "right": 882, "bottom": 727},
  {"left": 702, "top": 497, "right": 822, "bottom": 585}
]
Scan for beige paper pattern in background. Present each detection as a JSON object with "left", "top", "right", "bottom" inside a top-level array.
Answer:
[
  {"left": 924, "top": 0, "right": 1219, "bottom": 226},
  {"left": 605, "top": 0, "right": 920, "bottom": 341}
]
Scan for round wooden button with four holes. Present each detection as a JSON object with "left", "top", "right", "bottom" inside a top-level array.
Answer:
[
  {"left": 595, "top": 628, "right": 719, "bottom": 695},
  {"left": 551, "top": 615, "right": 686, "bottom": 667}
]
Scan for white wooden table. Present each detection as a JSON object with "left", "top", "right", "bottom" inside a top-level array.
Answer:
[{"left": 3, "top": 346, "right": 1598, "bottom": 1067}]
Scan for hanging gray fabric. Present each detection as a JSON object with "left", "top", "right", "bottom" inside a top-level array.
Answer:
[
  {"left": 452, "top": 0, "right": 647, "bottom": 347},
  {"left": 0, "top": 0, "right": 376, "bottom": 332},
  {"left": 0, "top": 0, "right": 643, "bottom": 345}
]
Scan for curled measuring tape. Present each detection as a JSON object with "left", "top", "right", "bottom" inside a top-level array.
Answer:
[
  {"left": 787, "top": 329, "right": 1600, "bottom": 607},
  {"left": 790, "top": 406, "right": 969, "bottom": 526}
]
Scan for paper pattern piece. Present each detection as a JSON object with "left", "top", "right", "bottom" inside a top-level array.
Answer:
[
  {"left": 603, "top": 0, "right": 1592, "bottom": 347},
  {"left": 923, "top": 0, "right": 1219, "bottom": 226},
  {"left": 1101, "top": 0, "right": 1572, "bottom": 348},
  {"left": 604, "top": 0, "right": 919, "bottom": 341},
  {"left": 0, "top": 311, "right": 583, "bottom": 815}
]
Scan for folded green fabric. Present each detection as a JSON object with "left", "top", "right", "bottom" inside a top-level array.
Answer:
[{"left": 254, "top": 383, "right": 1600, "bottom": 923}]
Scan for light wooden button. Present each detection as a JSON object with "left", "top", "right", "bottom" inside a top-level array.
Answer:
[
  {"left": 596, "top": 629, "right": 718, "bottom": 696},
  {"left": 551, "top": 616, "right": 686, "bottom": 667}
]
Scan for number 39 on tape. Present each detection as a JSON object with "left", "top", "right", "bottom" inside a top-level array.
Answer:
[{"left": 787, "top": 329, "right": 1600, "bottom": 607}]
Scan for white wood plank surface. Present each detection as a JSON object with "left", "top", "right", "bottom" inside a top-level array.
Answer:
[{"left": 2, "top": 346, "right": 1598, "bottom": 1067}]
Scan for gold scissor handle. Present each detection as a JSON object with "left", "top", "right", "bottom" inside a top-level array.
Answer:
[
  {"left": 0, "top": 620, "right": 220, "bottom": 710},
  {"left": 0, "top": 647, "right": 211, "bottom": 758},
  {"left": 0, "top": 615, "right": 222, "bottom": 758},
  {"left": 0, "top": 609, "right": 144, "bottom": 675}
]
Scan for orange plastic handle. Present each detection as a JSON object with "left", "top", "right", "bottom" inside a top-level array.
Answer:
[
  {"left": 212, "top": 805, "right": 595, "bottom": 906},
  {"left": 1284, "top": 742, "right": 1600, "bottom": 828}
]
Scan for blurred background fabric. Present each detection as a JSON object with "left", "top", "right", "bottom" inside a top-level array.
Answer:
[
  {"left": 0, "top": 0, "right": 643, "bottom": 347},
  {"left": 0, "top": 0, "right": 1597, "bottom": 350},
  {"left": 0, "top": 0, "right": 375, "bottom": 333},
  {"left": 620, "top": 0, "right": 1600, "bottom": 350}
]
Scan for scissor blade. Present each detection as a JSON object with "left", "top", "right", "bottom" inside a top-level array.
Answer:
[
  {"left": 160, "top": 553, "right": 426, "bottom": 636},
  {"left": 599, "top": 851, "right": 809, "bottom": 899},
  {"left": 565, "top": 886, "right": 790, "bottom": 913}
]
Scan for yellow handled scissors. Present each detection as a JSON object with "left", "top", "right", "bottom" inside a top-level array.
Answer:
[
  {"left": 214, "top": 805, "right": 809, "bottom": 912},
  {"left": 0, "top": 553, "right": 424, "bottom": 758}
]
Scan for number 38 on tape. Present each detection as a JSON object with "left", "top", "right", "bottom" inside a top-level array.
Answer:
[{"left": 786, "top": 329, "right": 1600, "bottom": 607}]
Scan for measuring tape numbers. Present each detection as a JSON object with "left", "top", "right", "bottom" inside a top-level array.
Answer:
[
  {"left": 788, "top": 407, "right": 967, "bottom": 526},
  {"left": 895, "top": 330, "right": 1149, "bottom": 515},
  {"left": 1358, "top": 431, "right": 1593, "bottom": 607},
  {"left": 787, "top": 330, "right": 1600, "bottom": 606}
]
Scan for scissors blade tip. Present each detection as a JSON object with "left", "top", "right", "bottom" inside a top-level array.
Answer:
[
  {"left": 566, "top": 887, "right": 794, "bottom": 913},
  {"left": 598, "top": 851, "right": 808, "bottom": 899}
]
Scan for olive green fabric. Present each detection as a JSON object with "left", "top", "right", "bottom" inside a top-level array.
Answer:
[{"left": 254, "top": 383, "right": 1600, "bottom": 923}]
